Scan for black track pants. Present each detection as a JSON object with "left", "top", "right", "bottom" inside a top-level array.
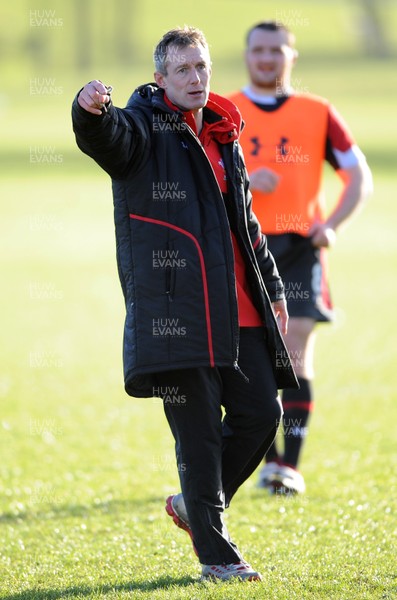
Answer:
[{"left": 156, "top": 327, "right": 282, "bottom": 565}]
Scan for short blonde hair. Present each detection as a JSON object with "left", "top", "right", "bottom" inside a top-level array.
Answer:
[{"left": 154, "top": 26, "right": 209, "bottom": 74}]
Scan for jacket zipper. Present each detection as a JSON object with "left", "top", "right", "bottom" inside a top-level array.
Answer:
[
  {"left": 182, "top": 125, "right": 241, "bottom": 368},
  {"left": 227, "top": 142, "right": 275, "bottom": 320},
  {"left": 165, "top": 265, "right": 175, "bottom": 302},
  {"left": 164, "top": 239, "right": 175, "bottom": 301}
]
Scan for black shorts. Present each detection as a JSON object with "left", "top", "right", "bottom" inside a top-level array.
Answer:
[{"left": 267, "top": 233, "right": 334, "bottom": 323}]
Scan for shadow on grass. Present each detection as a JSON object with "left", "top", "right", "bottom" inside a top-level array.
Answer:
[
  {"left": 3, "top": 575, "right": 198, "bottom": 600},
  {"left": 0, "top": 496, "right": 165, "bottom": 525}
]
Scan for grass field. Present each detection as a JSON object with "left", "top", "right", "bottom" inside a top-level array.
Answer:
[{"left": 1, "top": 1, "right": 397, "bottom": 598}]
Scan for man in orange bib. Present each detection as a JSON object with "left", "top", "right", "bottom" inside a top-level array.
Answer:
[{"left": 229, "top": 21, "right": 372, "bottom": 494}]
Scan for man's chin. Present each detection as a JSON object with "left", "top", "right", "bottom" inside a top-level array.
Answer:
[{"left": 253, "top": 79, "right": 278, "bottom": 90}]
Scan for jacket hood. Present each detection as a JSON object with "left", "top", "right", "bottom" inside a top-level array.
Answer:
[{"left": 206, "top": 91, "right": 243, "bottom": 135}]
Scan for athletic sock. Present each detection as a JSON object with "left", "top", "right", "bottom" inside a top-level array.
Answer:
[{"left": 282, "top": 377, "right": 313, "bottom": 469}]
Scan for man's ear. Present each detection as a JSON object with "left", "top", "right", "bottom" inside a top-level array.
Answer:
[
  {"left": 292, "top": 49, "right": 299, "bottom": 65},
  {"left": 154, "top": 71, "right": 166, "bottom": 89}
]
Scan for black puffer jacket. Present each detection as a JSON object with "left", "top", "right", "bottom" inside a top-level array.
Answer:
[{"left": 72, "top": 83, "right": 298, "bottom": 397}]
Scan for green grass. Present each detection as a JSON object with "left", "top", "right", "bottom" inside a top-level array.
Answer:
[
  {"left": 1, "top": 169, "right": 396, "bottom": 599},
  {"left": 1, "top": 1, "right": 397, "bottom": 598}
]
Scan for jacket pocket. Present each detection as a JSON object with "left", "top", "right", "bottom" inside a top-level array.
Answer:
[{"left": 165, "top": 261, "right": 176, "bottom": 301}]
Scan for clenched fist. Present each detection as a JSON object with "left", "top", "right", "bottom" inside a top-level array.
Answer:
[
  {"left": 249, "top": 167, "right": 280, "bottom": 194},
  {"left": 78, "top": 80, "right": 112, "bottom": 115}
]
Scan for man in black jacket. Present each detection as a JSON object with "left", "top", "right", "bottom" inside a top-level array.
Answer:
[{"left": 72, "top": 25, "right": 297, "bottom": 582}]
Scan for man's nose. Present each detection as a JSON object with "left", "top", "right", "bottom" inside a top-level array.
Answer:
[
  {"left": 259, "top": 49, "right": 274, "bottom": 61},
  {"left": 189, "top": 68, "right": 201, "bottom": 84}
]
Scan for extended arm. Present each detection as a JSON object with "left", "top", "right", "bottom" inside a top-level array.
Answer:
[
  {"left": 72, "top": 80, "right": 150, "bottom": 179},
  {"left": 310, "top": 157, "right": 373, "bottom": 247}
]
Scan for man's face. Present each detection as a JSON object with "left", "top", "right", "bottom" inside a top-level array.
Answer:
[
  {"left": 245, "top": 28, "right": 297, "bottom": 90},
  {"left": 155, "top": 43, "right": 212, "bottom": 111}
]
